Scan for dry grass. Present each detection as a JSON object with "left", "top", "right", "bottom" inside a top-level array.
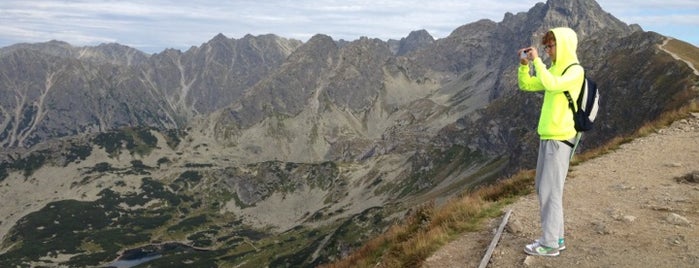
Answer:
[
  {"left": 322, "top": 100, "right": 699, "bottom": 268},
  {"left": 664, "top": 38, "right": 699, "bottom": 72},
  {"left": 321, "top": 170, "right": 535, "bottom": 268}
]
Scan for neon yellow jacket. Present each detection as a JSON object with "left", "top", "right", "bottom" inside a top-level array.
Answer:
[{"left": 518, "top": 27, "right": 584, "bottom": 141}]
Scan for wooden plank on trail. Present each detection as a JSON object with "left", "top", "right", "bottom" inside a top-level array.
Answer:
[{"left": 478, "top": 209, "right": 512, "bottom": 268}]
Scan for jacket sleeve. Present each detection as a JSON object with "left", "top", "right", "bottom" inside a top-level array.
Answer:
[
  {"left": 532, "top": 58, "right": 584, "bottom": 93},
  {"left": 518, "top": 62, "right": 544, "bottom": 92}
]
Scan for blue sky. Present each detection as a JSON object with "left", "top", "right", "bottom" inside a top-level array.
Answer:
[{"left": 0, "top": 0, "right": 697, "bottom": 54}]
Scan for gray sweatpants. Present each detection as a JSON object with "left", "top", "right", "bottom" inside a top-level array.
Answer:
[{"left": 535, "top": 139, "right": 574, "bottom": 248}]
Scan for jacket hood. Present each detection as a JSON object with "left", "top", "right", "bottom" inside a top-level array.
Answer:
[{"left": 550, "top": 27, "right": 579, "bottom": 69}]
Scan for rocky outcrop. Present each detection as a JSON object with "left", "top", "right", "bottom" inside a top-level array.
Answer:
[
  {"left": 388, "top": 29, "right": 435, "bottom": 56},
  {"left": 0, "top": 34, "right": 302, "bottom": 148}
]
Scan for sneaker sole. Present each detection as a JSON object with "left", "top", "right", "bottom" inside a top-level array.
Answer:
[
  {"left": 524, "top": 247, "right": 559, "bottom": 257},
  {"left": 534, "top": 239, "right": 566, "bottom": 251}
]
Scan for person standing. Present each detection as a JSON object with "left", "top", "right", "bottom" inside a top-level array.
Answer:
[{"left": 517, "top": 27, "right": 584, "bottom": 256}]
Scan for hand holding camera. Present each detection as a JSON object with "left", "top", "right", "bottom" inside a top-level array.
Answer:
[
  {"left": 518, "top": 47, "right": 538, "bottom": 65},
  {"left": 519, "top": 49, "right": 529, "bottom": 59}
]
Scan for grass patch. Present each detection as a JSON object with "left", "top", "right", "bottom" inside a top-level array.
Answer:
[
  {"left": 64, "top": 143, "right": 93, "bottom": 165},
  {"left": 663, "top": 38, "right": 699, "bottom": 73},
  {"left": 92, "top": 127, "right": 159, "bottom": 157},
  {"left": 167, "top": 215, "right": 208, "bottom": 233},
  {"left": 10, "top": 150, "right": 49, "bottom": 177},
  {"left": 164, "top": 129, "right": 185, "bottom": 149},
  {"left": 320, "top": 172, "right": 525, "bottom": 268},
  {"left": 323, "top": 101, "right": 699, "bottom": 268}
]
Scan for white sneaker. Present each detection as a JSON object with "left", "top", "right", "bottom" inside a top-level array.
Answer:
[
  {"left": 534, "top": 238, "right": 565, "bottom": 250},
  {"left": 524, "top": 241, "right": 560, "bottom": 257}
]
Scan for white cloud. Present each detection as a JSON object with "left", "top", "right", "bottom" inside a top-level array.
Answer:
[
  {"left": 597, "top": 0, "right": 699, "bottom": 10},
  {"left": 0, "top": 0, "right": 696, "bottom": 53},
  {"left": 624, "top": 14, "right": 699, "bottom": 26}
]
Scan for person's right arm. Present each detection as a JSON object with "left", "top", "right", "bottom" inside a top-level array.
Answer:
[{"left": 518, "top": 61, "right": 544, "bottom": 92}]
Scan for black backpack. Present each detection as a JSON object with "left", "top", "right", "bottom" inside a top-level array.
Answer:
[{"left": 562, "top": 63, "right": 600, "bottom": 132}]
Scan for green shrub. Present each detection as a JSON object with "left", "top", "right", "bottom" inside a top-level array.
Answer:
[
  {"left": 64, "top": 143, "right": 93, "bottom": 165},
  {"left": 93, "top": 131, "right": 131, "bottom": 155},
  {"left": 14, "top": 151, "right": 48, "bottom": 177},
  {"left": 157, "top": 157, "right": 172, "bottom": 167},
  {"left": 164, "top": 129, "right": 184, "bottom": 149},
  {"left": 167, "top": 215, "right": 208, "bottom": 232},
  {"left": 0, "top": 162, "right": 9, "bottom": 182},
  {"left": 176, "top": 171, "right": 202, "bottom": 184},
  {"left": 89, "top": 162, "right": 113, "bottom": 173}
]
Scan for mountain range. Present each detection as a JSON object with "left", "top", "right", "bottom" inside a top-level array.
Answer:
[{"left": 0, "top": 0, "right": 697, "bottom": 266}]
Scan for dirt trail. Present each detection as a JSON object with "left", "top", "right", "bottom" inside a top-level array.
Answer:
[
  {"left": 659, "top": 38, "right": 699, "bottom": 76},
  {"left": 423, "top": 113, "right": 699, "bottom": 268}
]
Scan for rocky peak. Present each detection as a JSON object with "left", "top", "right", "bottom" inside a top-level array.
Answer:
[
  {"left": 78, "top": 43, "right": 149, "bottom": 66},
  {"left": 0, "top": 40, "right": 150, "bottom": 67},
  {"left": 172, "top": 33, "right": 302, "bottom": 114},
  {"left": 324, "top": 36, "right": 393, "bottom": 112},
  {"left": 0, "top": 40, "right": 74, "bottom": 59},
  {"left": 410, "top": 19, "right": 498, "bottom": 74},
  {"left": 503, "top": 0, "right": 640, "bottom": 45},
  {"left": 395, "top": 29, "right": 435, "bottom": 56},
  {"left": 223, "top": 34, "right": 339, "bottom": 127},
  {"left": 288, "top": 34, "right": 337, "bottom": 63},
  {"left": 211, "top": 33, "right": 229, "bottom": 42}
]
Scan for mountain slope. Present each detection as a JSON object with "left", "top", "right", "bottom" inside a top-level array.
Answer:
[
  {"left": 0, "top": 34, "right": 302, "bottom": 148},
  {"left": 424, "top": 112, "right": 699, "bottom": 268}
]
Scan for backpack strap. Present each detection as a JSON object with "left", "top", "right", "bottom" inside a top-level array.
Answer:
[
  {"left": 562, "top": 63, "right": 582, "bottom": 112},
  {"left": 560, "top": 139, "right": 575, "bottom": 148},
  {"left": 562, "top": 63, "right": 583, "bottom": 136},
  {"left": 563, "top": 91, "right": 576, "bottom": 114},
  {"left": 561, "top": 63, "right": 580, "bottom": 75}
]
